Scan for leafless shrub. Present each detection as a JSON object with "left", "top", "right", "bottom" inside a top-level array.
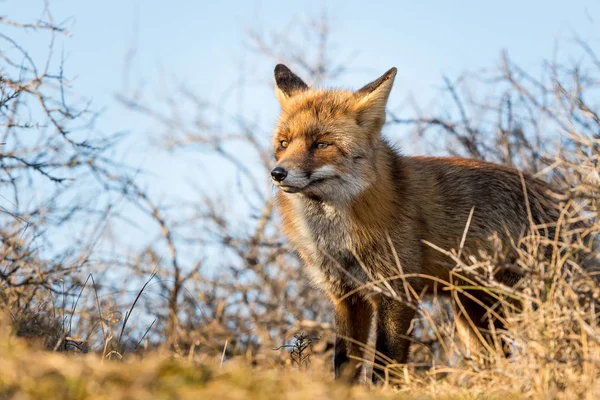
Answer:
[
  {"left": 0, "top": 3, "right": 156, "bottom": 352},
  {"left": 3, "top": 3, "right": 600, "bottom": 398}
]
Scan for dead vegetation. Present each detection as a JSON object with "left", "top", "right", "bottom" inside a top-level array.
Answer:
[{"left": 1, "top": 3, "right": 600, "bottom": 399}]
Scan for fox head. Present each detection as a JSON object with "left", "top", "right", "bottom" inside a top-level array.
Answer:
[{"left": 271, "top": 64, "right": 397, "bottom": 203}]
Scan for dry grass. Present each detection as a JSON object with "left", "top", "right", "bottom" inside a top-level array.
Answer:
[{"left": 0, "top": 318, "right": 524, "bottom": 400}]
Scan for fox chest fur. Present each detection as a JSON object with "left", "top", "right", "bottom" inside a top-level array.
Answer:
[
  {"left": 281, "top": 196, "right": 363, "bottom": 294},
  {"left": 278, "top": 194, "right": 397, "bottom": 297}
]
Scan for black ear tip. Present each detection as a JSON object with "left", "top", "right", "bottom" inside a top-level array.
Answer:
[
  {"left": 355, "top": 66, "right": 398, "bottom": 95},
  {"left": 274, "top": 64, "right": 309, "bottom": 95},
  {"left": 274, "top": 64, "right": 291, "bottom": 76}
]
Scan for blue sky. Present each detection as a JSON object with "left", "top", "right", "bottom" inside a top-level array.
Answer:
[
  {"left": 4, "top": 0, "right": 600, "bottom": 254},
  {"left": 8, "top": 1, "right": 600, "bottom": 134}
]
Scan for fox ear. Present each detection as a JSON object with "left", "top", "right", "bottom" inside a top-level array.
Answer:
[
  {"left": 274, "top": 64, "right": 308, "bottom": 106},
  {"left": 354, "top": 67, "right": 397, "bottom": 129}
]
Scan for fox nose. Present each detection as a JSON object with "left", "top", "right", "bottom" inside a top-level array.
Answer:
[{"left": 271, "top": 167, "right": 288, "bottom": 182}]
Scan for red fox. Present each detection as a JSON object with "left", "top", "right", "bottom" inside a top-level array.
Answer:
[{"left": 270, "top": 64, "right": 560, "bottom": 382}]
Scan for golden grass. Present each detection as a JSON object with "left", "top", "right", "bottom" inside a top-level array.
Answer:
[{"left": 0, "top": 320, "right": 527, "bottom": 400}]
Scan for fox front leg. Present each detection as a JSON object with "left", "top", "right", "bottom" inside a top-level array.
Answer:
[
  {"left": 371, "top": 296, "right": 416, "bottom": 384},
  {"left": 333, "top": 294, "right": 373, "bottom": 382}
]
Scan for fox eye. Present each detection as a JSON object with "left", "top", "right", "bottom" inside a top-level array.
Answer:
[
  {"left": 316, "top": 142, "right": 330, "bottom": 149},
  {"left": 280, "top": 140, "right": 289, "bottom": 148}
]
